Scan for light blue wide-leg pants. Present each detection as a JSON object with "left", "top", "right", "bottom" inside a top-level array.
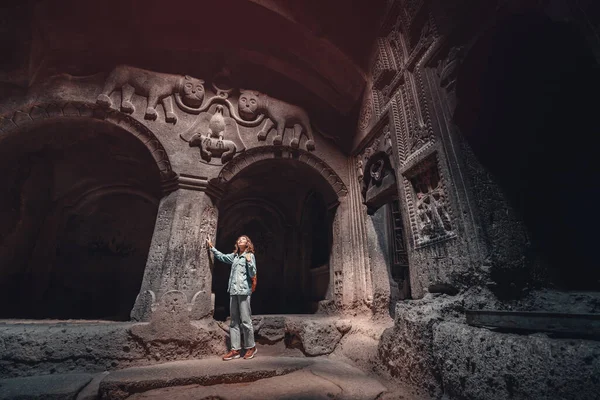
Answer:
[{"left": 229, "top": 295, "right": 255, "bottom": 350}]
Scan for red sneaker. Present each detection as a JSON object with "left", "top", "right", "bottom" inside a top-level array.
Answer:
[
  {"left": 222, "top": 349, "right": 240, "bottom": 361},
  {"left": 243, "top": 347, "right": 257, "bottom": 360}
]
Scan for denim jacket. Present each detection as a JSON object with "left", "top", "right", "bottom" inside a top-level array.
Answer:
[{"left": 210, "top": 247, "right": 256, "bottom": 295}]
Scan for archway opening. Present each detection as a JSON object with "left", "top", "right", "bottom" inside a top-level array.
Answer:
[
  {"left": 212, "top": 158, "right": 337, "bottom": 319},
  {"left": 0, "top": 119, "right": 163, "bottom": 320},
  {"left": 454, "top": 12, "right": 600, "bottom": 290}
]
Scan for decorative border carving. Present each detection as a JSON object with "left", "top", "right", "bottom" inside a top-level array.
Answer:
[
  {"left": 218, "top": 146, "right": 348, "bottom": 198},
  {"left": 390, "top": 96, "right": 407, "bottom": 166},
  {"left": 402, "top": 151, "right": 456, "bottom": 248},
  {"left": 0, "top": 101, "right": 177, "bottom": 192}
]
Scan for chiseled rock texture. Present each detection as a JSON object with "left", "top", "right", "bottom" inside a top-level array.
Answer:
[
  {"left": 284, "top": 317, "right": 354, "bottom": 356},
  {"left": 378, "top": 293, "right": 465, "bottom": 397},
  {"left": 378, "top": 289, "right": 600, "bottom": 400},
  {"left": 229, "top": 315, "right": 353, "bottom": 357},
  {"left": 0, "top": 320, "right": 226, "bottom": 379},
  {"left": 434, "top": 322, "right": 600, "bottom": 400}
]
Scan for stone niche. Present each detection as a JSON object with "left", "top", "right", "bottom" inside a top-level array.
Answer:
[
  {"left": 359, "top": 125, "right": 397, "bottom": 215},
  {"left": 403, "top": 153, "right": 454, "bottom": 247}
]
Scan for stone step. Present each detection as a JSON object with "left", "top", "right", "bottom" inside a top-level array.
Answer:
[
  {"left": 0, "top": 356, "right": 389, "bottom": 399},
  {"left": 100, "top": 356, "right": 387, "bottom": 400},
  {"left": 0, "top": 372, "right": 95, "bottom": 400}
]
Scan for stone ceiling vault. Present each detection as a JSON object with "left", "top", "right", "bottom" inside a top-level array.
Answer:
[{"left": 1, "top": 0, "right": 387, "bottom": 152}]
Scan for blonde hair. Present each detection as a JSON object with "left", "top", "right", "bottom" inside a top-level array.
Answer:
[{"left": 234, "top": 235, "right": 255, "bottom": 254}]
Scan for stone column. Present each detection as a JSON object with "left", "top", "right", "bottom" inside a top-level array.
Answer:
[
  {"left": 131, "top": 187, "right": 218, "bottom": 321},
  {"left": 328, "top": 189, "right": 373, "bottom": 313}
]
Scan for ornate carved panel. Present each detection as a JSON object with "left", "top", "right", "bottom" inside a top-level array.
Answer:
[
  {"left": 370, "top": 29, "right": 407, "bottom": 110},
  {"left": 403, "top": 153, "right": 455, "bottom": 247},
  {"left": 391, "top": 70, "right": 435, "bottom": 166},
  {"left": 373, "top": 37, "right": 400, "bottom": 91},
  {"left": 368, "top": 2, "right": 437, "bottom": 147},
  {"left": 334, "top": 270, "right": 344, "bottom": 302},
  {"left": 94, "top": 65, "right": 318, "bottom": 166}
]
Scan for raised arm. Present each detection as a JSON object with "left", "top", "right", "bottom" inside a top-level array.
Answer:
[
  {"left": 206, "top": 239, "right": 235, "bottom": 264},
  {"left": 246, "top": 253, "right": 257, "bottom": 278}
]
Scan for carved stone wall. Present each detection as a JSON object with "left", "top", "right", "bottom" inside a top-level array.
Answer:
[
  {"left": 403, "top": 153, "right": 454, "bottom": 247},
  {"left": 354, "top": 0, "right": 489, "bottom": 299},
  {"left": 0, "top": 59, "right": 357, "bottom": 322},
  {"left": 375, "top": 2, "right": 600, "bottom": 398}
]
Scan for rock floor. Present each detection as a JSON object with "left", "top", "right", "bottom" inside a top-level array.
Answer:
[
  {"left": 0, "top": 316, "right": 435, "bottom": 399},
  {"left": 0, "top": 353, "right": 429, "bottom": 400}
]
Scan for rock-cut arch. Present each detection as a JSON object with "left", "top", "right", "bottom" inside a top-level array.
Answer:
[
  {"left": 218, "top": 146, "right": 348, "bottom": 199},
  {"left": 0, "top": 101, "right": 177, "bottom": 190},
  {"left": 0, "top": 101, "right": 176, "bottom": 319}
]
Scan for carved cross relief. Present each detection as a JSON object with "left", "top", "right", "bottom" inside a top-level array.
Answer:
[
  {"left": 369, "top": 0, "right": 437, "bottom": 163},
  {"left": 404, "top": 154, "right": 454, "bottom": 246}
]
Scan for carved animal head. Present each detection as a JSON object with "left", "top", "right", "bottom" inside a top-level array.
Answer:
[
  {"left": 238, "top": 90, "right": 261, "bottom": 120},
  {"left": 181, "top": 75, "right": 205, "bottom": 107}
]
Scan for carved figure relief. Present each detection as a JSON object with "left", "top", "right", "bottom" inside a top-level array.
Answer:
[
  {"left": 238, "top": 90, "right": 316, "bottom": 151},
  {"left": 95, "top": 65, "right": 319, "bottom": 164},
  {"left": 96, "top": 65, "right": 205, "bottom": 123},
  {"left": 199, "top": 205, "right": 218, "bottom": 243},
  {"left": 383, "top": 127, "right": 393, "bottom": 155},
  {"left": 356, "top": 158, "right": 364, "bottom": 181},
  {"left": 408, "top": 157, "right": 454, "bottom": 246},
  {"left": 334, "top": 270, "right": 343, "bottom": 299},
  {"left": 182, "top": 105, "right": 243, "bottom": 164},
  {"left": 159, "top": 290, "right": 189, "bottom": 314}
]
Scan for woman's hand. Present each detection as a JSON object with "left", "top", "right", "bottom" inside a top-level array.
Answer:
[
  {"left": 251, "top": 276, "right": 257, "bottom": 292},
  {"left": 245, "top": 254, "right": 252, "bottom": 262},
  {"left": 206, "top": 239, "right": 213, "bottom": 249}
]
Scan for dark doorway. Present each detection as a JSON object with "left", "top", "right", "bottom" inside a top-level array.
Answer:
[
  {"left": 386, "top": 199, "right": 411, "bottom": 300},
  {"left": 212, "top": 159, "right": 336, "bottom": 320},
  {"left": 454, "top": 12, "right": 600, "bottom": 290},
  {"left": 0, "top": 119, "right": 162, "bottom": 320}
]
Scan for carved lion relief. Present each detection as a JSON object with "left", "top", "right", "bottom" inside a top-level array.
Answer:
[
  {"left": 96, "top": 65, "right": 204, "bottom": 123},
  {"left": 237, "top": 90, "right": 316, "bottom": 150},
  {"left": 95, "top": 65, "right": 318, "bottom": 165}
]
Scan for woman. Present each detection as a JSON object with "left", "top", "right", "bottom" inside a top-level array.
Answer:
[{"left": 206, "top": 235, "right": 258, "bottom": 360}]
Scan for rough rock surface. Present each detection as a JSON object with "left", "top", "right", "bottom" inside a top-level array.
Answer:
[
  {"left": 379, "top": 289, "right": 600, "bottom": 400},
  {"left": 286, "top": 318, "right": 343, "bottom": 356},
  {"left": 378, "top": 293, "right": 465, "bottom": 397},
  {"left": 130, "top": 299, "right": 226, "bottom": 361},
  {"left": 253, "top": 315, "right": 285, "bottom": 343},
  {"left": 220, "top": 315, "right": 352, "bottom": 356},
  {"left": 433, "top": 322, "right": 600, "bottom": 400},
  {"left": 0, "top": 319, "right": 226, "bottom": 379}
]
